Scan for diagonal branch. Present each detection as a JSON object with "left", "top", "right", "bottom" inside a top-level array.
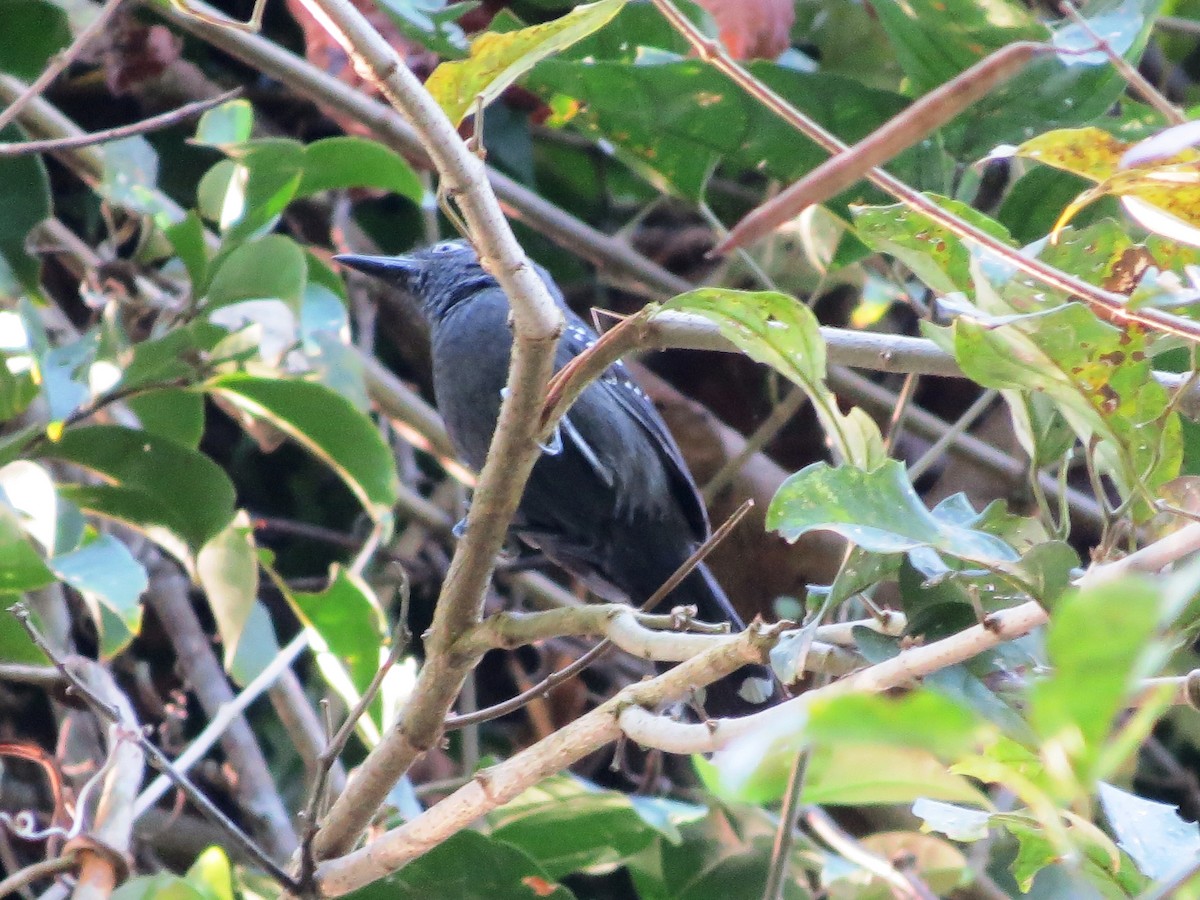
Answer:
[{"left": 292, "top": 0, "right": 563, "bottom": 860}]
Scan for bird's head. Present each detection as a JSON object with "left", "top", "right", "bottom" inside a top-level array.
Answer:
[{"left": 335, "top": 239, "right": 495, "bottom": 320}]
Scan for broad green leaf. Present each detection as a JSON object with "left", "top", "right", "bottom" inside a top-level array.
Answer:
[
  {"left": 111, "top": 873, "right": 208, "bottom": 900},
  {"left": 125, "top": 389, "right": 205, "bottom": 448},
  {"left": 296, "top": 137, "right": 422, "bottom": 202},
  {"left": 952, "top": 302, "right": 1181, "bottom": 512},
  {"left": 373, "top": 0, "right": 472, "bottom": 59},
  {"left": 284, "top": 566, "right": 387, "bottom": 727},
  {"left": 185, "top": 847, "right": 235, "bottom": 900},
  {"left": 197, "top": 512, "right": 259, "bottom": 672},
  {"left": 530, "top": 59, "right": 933, "bottom": 202},
  {"left": 206, "top": 374, "right": 399, "bottom": 517},
  {"left": 1029, "top": 577, "right": 1162, "bottom": 785},
  {"left": 0, "top": 596, "right": 48, "bottom": 664},
  {"left": 100, "top": 137, "right": 175, "bottom": 220},
  {"left": 852, "top": 195, "right": 1014, "bottom": 296},
  {"left": 427, "top": 0, "right": 626, "bottom": 126},
  {"left": 698, "top": 742, "right": 987, "bottom": 807},
  {"left": 869, "top": 0, "right": 1158, "bottom": 157},
  {"left": 490, "top": 774, "right": 705, "bottom": 880},
  {"left": 0, "top": 500, "right": 53, "bottom": 592},
  {"left": 367, "top": 830, "right": 576, "bottom": 899},
  {"left": 204, "top": 234, "right": 307, "bottom": 311},
  {"left": 193, "top": 99, "right": 254, "bottom": 147},
  {"left": 226, "top": 599, "right": 280, "bottom": 686},
  {"left": 0, "top": 460, "right": 76, "bottom": 555},
  {"left": 0, "top": 125, "right": 50, "bottom": 246},
  {"left": 768, "top": 460, "right": 1019, "bottom": 565},
  {"left": 912, "top": 798, "right": 993, "bottom": 842},
  {"left": 45, "top": 425, "right": 236, "bottom": 550},
  {"left": 0, "top": 0, "right": 69, "bottom": 80},
  {"left": 803, "top": 691, "right": 987, "bottom": 758},
  {"left": 660, "top": 290, "right": 883, "bottom": 468},
  {"left": 197, "top": 139, "right": 304, "bottom": 237},
  {"left": 1097, "top": 782, "right": 1200, "bottom": 880},
  {"left": 50, "top": 534, "right": 147, "bottom": 657},
  {"left": 164, "top": 212, "right": 211, "bottom": 293}
]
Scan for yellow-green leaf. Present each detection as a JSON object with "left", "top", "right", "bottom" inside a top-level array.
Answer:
[{"left": 426, "top": 0, "right": 626, "bottom": 127}]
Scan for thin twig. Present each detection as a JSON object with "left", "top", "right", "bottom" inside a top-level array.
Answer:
[
  {"left": 0, "top": 0, "right": 127, "bottom": 134},
  {"left": 1058, "top": 2, "right": 1182, "bottom": 124},
  {"left": 646, "top": 0, "right": 1200, "bottom": 343},
  {"left": 0, "top": 90, "right": 242, "bottom": 156},
  {"left": 804, "top": 806, "right": 934, "bottom": 900},
  {"left": 703, "top": 387, "right": 807, "bottom": 502},
  {"left": 445, "top": 500, "right": 755, "bottom": 731},
  {"left": 297, "top": 0, "right": 563, "bottom": 859},
  {"left": 907, "top": 389, "right": 999, "bottom": 481},
  {"left": 299, "top": 587, "right": 412, "bottom": 889},
  {"left": 133, "top": 631, "right": 310, "bottom": 818},
  {"left": 10, "top": 605, "right": 299, "bottom": 892},
  {"left": 762, "top": 750, "right": 808, "bottom": 900},
  {"left": 0, "top": 852, "right": 78, "bottom": 898}
]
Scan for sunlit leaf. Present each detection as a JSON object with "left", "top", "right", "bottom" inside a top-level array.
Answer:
[
  {"left": 206, "top": 374, "right": 399, "bottom": 518},
  {"left": 427, "top": 0, "right": 626, "bottom": 126}
]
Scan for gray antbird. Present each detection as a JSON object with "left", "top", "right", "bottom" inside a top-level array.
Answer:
[{"left": 337, "top": 239, "right": 780, "bottom": 717}]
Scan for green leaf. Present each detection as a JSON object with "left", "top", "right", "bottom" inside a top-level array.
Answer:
[
  {"left": 125, "top": 389, "right": 205, "bottom": 448},
  {"left": 0, "top": 0, "right": 70, "bottom": 80},
  {"left": 365, "top": 830, "right": 576, "bottom": 899},
  {"left": 100, "top": 138, "right": 176, "bottom": 220},
  {"left": 869, "top": 0, "right": 1158, "bottom": 158},
  {"left": 185, "top": 847, "right": 236, "bottom": 900},
  {"left": 204, "top": 234, "right": 307, "bottom": 311},
  {"left": 912, "top": 798, "right": 993, "bottom": 842},
  {"left": 1029, "top": 576, "right": 1162, "bottom": 783},
  {"left": 1097, "top": 782, "right": 1200, "bottom": 880},
  {"left": 45, "top": 425, "right": 236, "bottom": 551},
  {"left": 284, "top": 566, "right": 387, "bottom": 727},
  {"left": 528, "top": 59, "right": 936, "bottom": 201},
  {"left": 0, "top": 596, "right": 48, "bottom": 665},
  {"left": 427, "top": 0, "right": 626, "bottom": 126},
  {"left": 0, "top": 500, "right": 53, "bottom": 593},
  {"left": 296, "top": 137, "right": 422, "bottom": 202},
  {"left": 197, "top": 512, "right": 259, "bottom": 672},
  {"left": 698, "top": 742, "right": 987, "bottom": 807},
  {"left": 0, "top": 125, "right": 51, "bottom": 246},
  {"left": 50, "top": 534, "right": 147, "bottom": 657},
  {"left": 660, "top": 290, "right": 884, "bottom": 468},
  {"left": 193, "top": 99, "right": 254, "bottom": 147},
  {"left": 490, "top": 774, "right": 705, "bottom": 880},
  {"left": 768, "top": 460, "right": 1019, "bottom": 565},
  {"left": 804, "top": 691, "right": 987, "bottom": 758},
  {"left": 852, "top": 195, "right": 1013, "bottom": 296},
  {"left": 206, "top": 374, "right": 399, "bottom": 517},
  {"left": 197, "top": 139, "right": 304, "bottom": 237},
  {"left": 952, "top": 302, "right": 1181, "bottom": 513},
  {"left": 164, "top": 211, "right": 212, "bottom": 293}
]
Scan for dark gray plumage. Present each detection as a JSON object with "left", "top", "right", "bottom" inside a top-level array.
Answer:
[{"left": 337, "top": 239, "right": 780, "bottom": 717}]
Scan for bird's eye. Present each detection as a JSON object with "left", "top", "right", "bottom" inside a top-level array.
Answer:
[{"left": 432, "top": 241, "right": 460, "bottom": 254}]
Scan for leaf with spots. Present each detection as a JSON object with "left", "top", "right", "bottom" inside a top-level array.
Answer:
[
  {"left": 767, "top": 459, "right": 1020, "bottom": 567},
  {"left": 659, "top": 289, "right": 885, "bottom": 468},
  {"left": 426, "top": 0, "right": 626, "bottom": 127},
  {"left": 1010, "top": 125, "right": 1200, "bottom": 247},
  {"left": 951, "top": 302, "right": 1180, "bottom": 516},
  {"left": 852, "top": 195, "right": 1014, "bottom": 297}
]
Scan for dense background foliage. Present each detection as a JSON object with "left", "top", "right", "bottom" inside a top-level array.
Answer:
[{"left": 5, "top": 0, "right": 1200, "bottom": 897}]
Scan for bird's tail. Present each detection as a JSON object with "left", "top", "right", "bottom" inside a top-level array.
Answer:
[{"left": 659, "top": 562, "right": 785, "bottom": 719}]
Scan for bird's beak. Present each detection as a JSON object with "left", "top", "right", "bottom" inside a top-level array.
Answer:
[{"left": 334, "top": 253, "right": 424, "bottom": 288}]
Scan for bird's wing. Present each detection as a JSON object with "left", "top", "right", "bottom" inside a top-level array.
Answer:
[{"left": 558, "top": 316, "right": 711, "bottom": 543}]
